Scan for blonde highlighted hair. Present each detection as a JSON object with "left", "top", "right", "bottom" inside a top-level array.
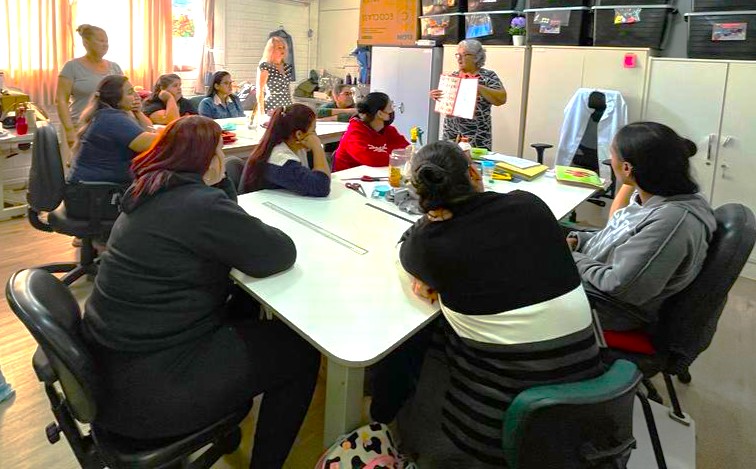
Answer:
[{"left": 260, "top": 36, "right": 287, "bottom": 65}]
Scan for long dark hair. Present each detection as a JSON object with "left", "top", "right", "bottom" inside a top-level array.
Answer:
[
  {"left": 150, "top": 73, "right": 181, "bottom": 101},
  {"left": 73, "top": 74, "right": 128, "bottom": 153},
  {"left": 411, "top": 140, "right": 476, "bottom": 212},
  {"left": 613, "top": 122, "right": 699, "bottom": 196},
  {"left": 206, "top": 71, "right": 230, "bottom": 98},
  {"left": 129, "top": 116, "right": 221, "bottom": 203},
  {"left": 357, "top": 92, "right": 389, "bottom": 123},
  {"left": 239, "top": 103, "right": 315, "bottom": 193}
]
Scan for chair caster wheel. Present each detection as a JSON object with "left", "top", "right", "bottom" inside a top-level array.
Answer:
[
  {"left": 46, "top": 422, "right": 61, "bottom": 444},
  {"left": 677, "top": 370, "right": 692, "bottom": 384}
]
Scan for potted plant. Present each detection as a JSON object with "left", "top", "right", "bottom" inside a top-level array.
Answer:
[{"left": 508, "top": 16, "right": 526, "bottom": 46}]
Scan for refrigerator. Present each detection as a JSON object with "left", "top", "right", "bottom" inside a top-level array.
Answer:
[{"left": 370, "top": 46, "right": 444, "bottom": 144}]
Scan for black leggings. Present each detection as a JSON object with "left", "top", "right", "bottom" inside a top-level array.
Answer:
[
  {"left": 234, "top": 318, "right": 320, "bottom": 469},
  {"left": 90, "top": 314, "right": 319, "bottom": 469}
]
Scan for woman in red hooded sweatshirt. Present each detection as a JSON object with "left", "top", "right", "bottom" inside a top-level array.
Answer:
[{"left": 332, "top": 92, "right": 410, "bottom": 171}]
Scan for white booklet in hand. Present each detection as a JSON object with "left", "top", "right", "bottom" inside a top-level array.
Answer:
[{"left": 434, "top": 74, "right": 478, "bottom": 120}]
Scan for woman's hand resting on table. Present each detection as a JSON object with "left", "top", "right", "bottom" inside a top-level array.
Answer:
[{"left": 411, "top": 277, "right": 438, "bottom": 304}]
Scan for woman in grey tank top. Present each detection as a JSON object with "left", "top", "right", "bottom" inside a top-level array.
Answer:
[{"left": 56, "top": 24, "right": 123, "bottom": 149}]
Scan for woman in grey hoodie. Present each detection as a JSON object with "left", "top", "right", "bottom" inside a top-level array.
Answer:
[{"left": 568, "top": 122, "right": 717, "bottom": 331}]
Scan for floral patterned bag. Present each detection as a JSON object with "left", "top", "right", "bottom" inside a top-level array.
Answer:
[{"left": 315, "top": 422, "right": 417, "bottom": 469}]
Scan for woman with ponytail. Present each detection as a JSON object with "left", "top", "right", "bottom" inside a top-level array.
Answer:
[
  {"left": 370, "top": 140, "right": 601, "bottom": 466},
  {"left": 569, "top": 122, "right": 716, "bottom": 331},
  {"left": 239, "top": 103, "right": 331, "bottom": 197},
  {"left": 68, "top": 75, "right": 157, "bottom": 184},
  {"left": 82, "top": 115, "right": 319, "bottom": 469}
]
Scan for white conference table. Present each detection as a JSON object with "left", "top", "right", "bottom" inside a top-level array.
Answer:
[
  {"left": 231, "top": 165, "right": 598, "bottom": 446},
  {"left": 215, "top": 116, "right": 348, "bottom": 159},
  {"left": 335, "top": 164, "right": 599, "bottom": 222}
]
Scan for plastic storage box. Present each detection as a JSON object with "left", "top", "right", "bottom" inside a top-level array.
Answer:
[
  {"left": 469, "top": 0, "right": 518, "bottom": 12},
  {"left": 598, "top": 0, "right": 669, "bottom": 4},
  {"left": 422, "top": 0, "right": 467, "bottom": 16},
  {"left": 524, "top": 6, "right": 593, "bottom": 45},
  {"left": 529, "top": 0, "right": 591, "bottom": 7},
  {"left": 464, "top": 10, "right": 521, "bottom": 44},
  {"left": 693, "top": 1, "right": 756, "bottom": 12},
  {"left": 593, "top": 5, "right": 675, "bottom": 48},
  {"left": 685, "top": 11, "right": 756, "bottom": 60},
  {"left": 420, "top": 13, "right": 465, "bottom": 44}
]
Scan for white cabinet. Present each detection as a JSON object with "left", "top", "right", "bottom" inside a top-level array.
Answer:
[
  {"left": 439, "top": 45, "right": 529, "bottom": 157},
  {"left": 523, "top": 46, "right": 652, "bottom": 165},
  {"left": 643, "top": 58, "right": 756, "bottom": 275},
  {"left": 371, "top": 47, "right": 443, "bottom": 142},
  {"left": 643, "top": 59, "right": 728, "bottom": 199}
]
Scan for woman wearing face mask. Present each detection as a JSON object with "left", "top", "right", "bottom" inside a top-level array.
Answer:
[
  {"left": 239, "top": 103, "right": 330, "bottom": 197},
  {"left": 332, "top": 92, "right": 410, "bottom": 172},
  {"left": 81, "top": 115, "right": 319, "bottom": 469}
]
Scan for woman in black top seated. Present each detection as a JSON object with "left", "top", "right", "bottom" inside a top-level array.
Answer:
[
  {"left": 141, "top": 73, "right": 197, "bottom": 124},
  {"left": 372, "top": 141, "right": 602, "bottom": 467},
  {"left": 81, "top": 116, "right": 319, "bottom": 469}
]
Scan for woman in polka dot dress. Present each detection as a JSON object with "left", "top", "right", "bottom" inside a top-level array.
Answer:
[{"left": 256, "top": 36, "right": 294, "bottom": 120}]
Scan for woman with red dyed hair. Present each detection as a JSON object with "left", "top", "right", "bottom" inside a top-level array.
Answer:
[
  {"left": 81, "top": 115, "right": 320, "bottom": 469},
  {"left": 240, "top": 103, "right": 331, "bottom": 196}
]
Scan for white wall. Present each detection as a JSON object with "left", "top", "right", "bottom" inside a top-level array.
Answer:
[
  {"left": 219, "top": 0, "right": 320, "bottom": 86},
  {"left": 317, "top": 0, "right": 361, "bottom": 79}
]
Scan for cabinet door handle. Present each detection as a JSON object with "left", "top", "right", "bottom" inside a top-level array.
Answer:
[
  {"left": 722, "top": 136, "right": 734, "bottom": 147},
  {"left": 705, "top": 134, "right": 715, "bottom": 165},
  {"left": 397, "top": 102, "right": 405, "bottom": 114}
]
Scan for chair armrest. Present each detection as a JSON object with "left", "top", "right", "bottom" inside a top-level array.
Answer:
[
  {"left": 27, "top": 208, "right": 55, "bottom": 233},
  {"left": 583, "top": 284, "right": 649, "bottom": 330},
  {"left": 32, "top": 347, "right": 58, "bottom": 384}
]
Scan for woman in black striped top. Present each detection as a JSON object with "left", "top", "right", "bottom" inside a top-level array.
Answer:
[{"left": 394, "top": 141, "right": 603, "bottom": 466}]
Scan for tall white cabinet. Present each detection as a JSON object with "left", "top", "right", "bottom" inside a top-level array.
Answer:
[
  {"left": 523, "top": 46, "right": 652, "bottom": 165},
  {"left": 440, "top": 45, "right": 529, "bottom": 157},
  {"left": 643, "top": 58, "right": 756, "bottom": 277}
]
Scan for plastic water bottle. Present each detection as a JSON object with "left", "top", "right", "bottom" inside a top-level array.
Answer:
[{"left": 15, "top": 103, "right": 28, "bottom": 135}]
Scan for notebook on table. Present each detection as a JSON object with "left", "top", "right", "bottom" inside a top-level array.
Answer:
[{"left": 555, "top": 165, "right": 604, "bottom": 189}]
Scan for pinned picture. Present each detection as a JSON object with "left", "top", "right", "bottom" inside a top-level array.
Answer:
[
  {"left": 540, "top": 19, "right": 561, "bottom": 35},
  {"left": 712, "top": 23, "right": 747, "bottom": 42},
  {"left": 614, "top": 8, "right": 642, "bottom": 25}
]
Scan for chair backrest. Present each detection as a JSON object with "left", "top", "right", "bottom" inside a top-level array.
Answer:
[
  {"left": 224, "top": 156, "right": 245, "bottom": 193},
  {"left": 655, "top": 203, "right": 756, "bottom": 371},
  {"left": 502, "top": 360, "right": 641, "bottom": 469},
  {"left": 27, "top": 125, "right": 65, "bottom": 212},
  {"left": 5, "top": 269, "right": 99, "bottom": 422},
  {"left": 187, "top": 95, "right": 205, "bottom": 113}
]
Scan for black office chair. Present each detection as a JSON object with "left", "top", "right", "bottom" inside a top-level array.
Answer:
[
  {"left": 187, "top": 95, "right": 205, "bottom": 114},
  {"left": 502, "top": 359, "right": 667, "bottom": 468},
  {"left": 588, "top": 203, "right": 756, "bottom": 420},
  {"left": 531, "top": 91, "right": 618, "bottom": 217},
  {"left": 27, "top": 126, "right": 122, "bottom": 285},
  {"left": 224, "top": 155, "right": 245, "bottom": 193},
  {"left": 5, "top": 268, "right": 249, "bottom": 468}
]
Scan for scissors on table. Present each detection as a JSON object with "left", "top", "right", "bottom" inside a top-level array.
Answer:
[
  {"left": 345, "top": 182, "right": 366, "bottom": 197},
  {"left": 340, "top": 175, "right": 388, "bottom": 182}
]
